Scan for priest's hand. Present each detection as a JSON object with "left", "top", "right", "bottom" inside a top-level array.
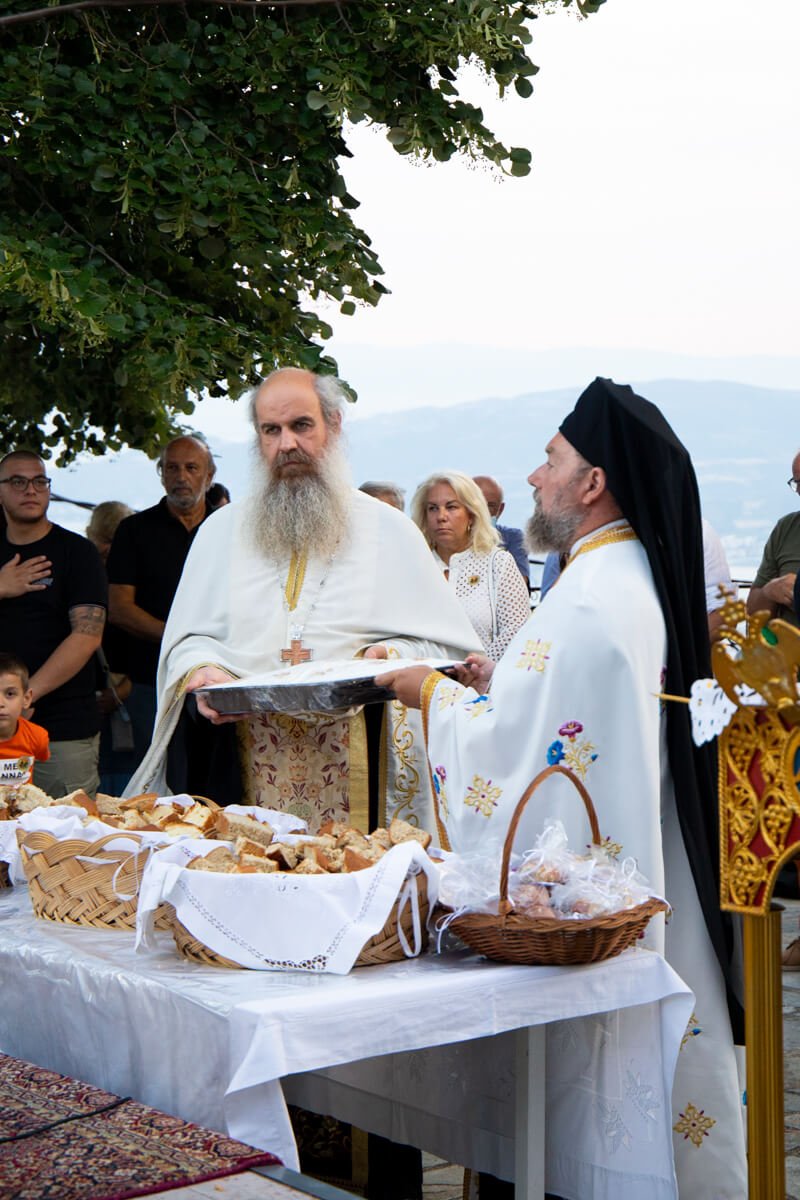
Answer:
[
  {"left": 374, "top": 665, "right": 435, "bottom": 709},
  {"left": 454, "top": 653, "right": 495, "bottom": 692},
  {"left": 185, "top": 665, "right": 240, "bottom": 725}
]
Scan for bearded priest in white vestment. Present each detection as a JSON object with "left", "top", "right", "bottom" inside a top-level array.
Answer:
[
  {"left": 380, "top": 379, "right": 748, "bottom": 1200},
  {"left": 126, "top": 368, "right": 477, "bottom": 836}
]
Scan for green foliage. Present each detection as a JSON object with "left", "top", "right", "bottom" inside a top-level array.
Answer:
[{"left": 0, "top": 0, "right": 603, "bottom": 461}]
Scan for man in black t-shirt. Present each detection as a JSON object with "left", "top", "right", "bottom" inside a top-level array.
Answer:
[
  {"left": 106, "top": 435, "right": 215, "bottom": 768},
  {"left": 0, "top": 451, "right": 107, "bottom": 797}
]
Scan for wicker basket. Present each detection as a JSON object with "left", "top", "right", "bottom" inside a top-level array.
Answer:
[
  {"left": 166, "top": 870, "right": 430, "bottom": 970},
  {"left": 16, "top": 828, "right": 168, "bottom": 932},
  {"left": 0, "top": 860, "right": 9, "bottom": 889},
  {"left": 438, "top": 764, "right": 668, "bottom": 966}
]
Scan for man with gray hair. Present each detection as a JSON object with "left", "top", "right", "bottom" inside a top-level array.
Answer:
[
  {"left": 106, "top": 433, "right": 216, "bottom": 771},
  {"left": 359, "top": 480, "right": 406, "bottom": 511},
  {"left": 128, "top": 367, "right": 476, "bottom": 834}
]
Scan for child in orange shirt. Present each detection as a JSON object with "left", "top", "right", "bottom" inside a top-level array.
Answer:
[{"left": 0, "top": 652, "right": 50, "bottom": 787}]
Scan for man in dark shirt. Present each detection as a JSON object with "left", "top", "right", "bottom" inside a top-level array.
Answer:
[
  {"left": 0, "top": 451, "right": 107, "bottom": 796},
  {"left": 106, "top": 435, "right": 216, "bottom": 767}
]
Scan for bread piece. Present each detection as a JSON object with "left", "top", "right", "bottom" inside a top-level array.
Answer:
[
  {"left": 369, "top": 827, "right": 392, "bottom": 851},
  {"left": 317, "top": 847, "right": 346, "bottom": 873},
  {"left": 61, "top": 788, "right": 99, "bottom": 817},
  {"left": 118, "top": 810, "right": 151, "bottom": 830},
  {"left": 263, "top": 843, "right": 298, "bottom": 871},
  {"left": 388, "top": 818, "right": 431, "bottom": 850},
  {"left": 150, "top": 803, "right": 182, "bottom": 827},
  {"left": 162, "top": 821, "right": 202, "bottom": 839},
  {"left": 239, "top": 854, "right": 278, "bottom": 873},
  {"left": 9, "top": 782, "right": 55, "bottom": 814},
  {"left": 215, "top": 811, "right": 275, "bottom": 849},
  {"left": 96, "top": 793, "right": 127, "bottom": 819},
  {"left": 319, "top": 820, "right": 354, "bottom": 839},
  {"left": 120, "top": 792, "right": 159, "bottom": 811},
  {"left": 343, "top": 846, "right": 377, "bottom": 872},
  {"left": 181, "top": 803, "right": 216, "bottom": 834},
  {"left": 293, "top": 857, "right": 327, "bottom": 875},
  {"left": 234, "top": 836, "right": 267, "bottom": 859},
  {"left": 187, "top": 846, "right": 239, "bottom": 873}
]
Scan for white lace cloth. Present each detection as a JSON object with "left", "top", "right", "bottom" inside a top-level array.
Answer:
[{"left": 136, "top": 837, "right": 439, "bottom": 974}]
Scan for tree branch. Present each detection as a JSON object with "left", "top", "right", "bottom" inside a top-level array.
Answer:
[{"left": 0, "top": 0, "right": 343, "bottom": 29}]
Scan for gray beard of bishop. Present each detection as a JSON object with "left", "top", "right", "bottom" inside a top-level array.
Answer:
[
  {"left": 524, "top": 495, "right": 584, "bottom": 557},
  {"left": 246, "top": 438, "right": 353, "bottom": 562}
]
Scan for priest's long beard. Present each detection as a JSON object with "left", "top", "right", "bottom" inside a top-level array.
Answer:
[
  {"left": 524, "top": 494, "right": 584, "bottom": 556},
  {"left": 246, "top": 440, "right": 352, "bottom": 561}
]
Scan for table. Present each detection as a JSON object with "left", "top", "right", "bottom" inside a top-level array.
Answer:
[{"left": 0, "top": 887, "right": 692, "bottom": 1199}]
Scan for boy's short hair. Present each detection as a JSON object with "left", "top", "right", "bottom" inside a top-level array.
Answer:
[{"left": 0, "top": 652, "right": 29, "bottom": 690}]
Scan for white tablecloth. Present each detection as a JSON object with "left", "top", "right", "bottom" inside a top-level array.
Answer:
[{"left": 0, "top": 887, "right": 693, "bottom": 1199}]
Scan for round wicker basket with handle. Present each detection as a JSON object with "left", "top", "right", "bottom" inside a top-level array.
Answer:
[
  {"left": 17, "top": 828, "right": 168, "bottom": 932},
  {"left": 439, "top": 764, "right": 668, "bottom": 966},
  {"left": 166, "top": 870, "right": 430, "bottom": 970}
]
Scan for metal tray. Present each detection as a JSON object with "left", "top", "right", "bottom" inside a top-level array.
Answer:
[{"left": 195, "top": 658, "right": 461, "bottom": 717}]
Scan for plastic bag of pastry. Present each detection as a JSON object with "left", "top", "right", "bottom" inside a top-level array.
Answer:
[
  {"left": 551, "top": 854, "right": 656, "bottom": 920},
  {"left": 436, "top": 847, "right": 505, "bottom": 916},
  {"left": 515, "top": 818, "right": 582, "bottom": 886}
]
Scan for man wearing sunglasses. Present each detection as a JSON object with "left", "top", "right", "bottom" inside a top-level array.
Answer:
[
  {"left": 746, "top": 448, "right": 800, "bottom": 627},
  {"left": 0, "top": 451, "right": 107, "bottom": 797}
]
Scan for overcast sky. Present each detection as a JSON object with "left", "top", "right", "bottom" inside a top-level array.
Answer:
[{"left": 190, "top": 0, "right": 800, "bottom": 438}]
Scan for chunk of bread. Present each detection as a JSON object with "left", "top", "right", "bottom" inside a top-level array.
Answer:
[
  {"left": 234, "top": 836, "right": 267, "bottom": 859},
  {"left": 214, "top": 811, "right": 275, "bottom": 849},
  {"left": 293, "top": 857, "right": 328, "bottom": 875},
  {"left": 389, "top": 818, "right": 431, "bottom": 850}
]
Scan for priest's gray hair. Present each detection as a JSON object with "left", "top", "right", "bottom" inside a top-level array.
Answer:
[
  {"left": 410, "top": 470, "right": 500, "bottom": 557},
  {"left": 248, "top": 369, "right": 350, "bottom": 432}
]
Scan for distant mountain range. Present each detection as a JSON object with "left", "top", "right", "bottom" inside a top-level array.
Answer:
[{"left": 46, "top": 377, "right": 799, "bottom": 575}]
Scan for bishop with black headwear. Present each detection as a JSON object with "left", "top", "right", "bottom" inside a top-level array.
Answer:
[{"left": 380, "top": 378, "right": 747, "bottom": 1199}]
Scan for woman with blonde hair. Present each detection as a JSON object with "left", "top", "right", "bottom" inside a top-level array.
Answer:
[{"left": 411, "top": 470, "right": 530, "bottom": 661}]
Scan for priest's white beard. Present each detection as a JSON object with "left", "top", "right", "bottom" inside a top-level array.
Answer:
[
  {"left": 525, "top": 493, "right": 583, "bottom": 555},
  {"left": 246, "top": 440, "right": 352, "bottom": 561}
]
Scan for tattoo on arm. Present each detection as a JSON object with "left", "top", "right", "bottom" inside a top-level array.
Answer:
[{"left": 69, "top": 604, "right": 107, "bottom": 637}]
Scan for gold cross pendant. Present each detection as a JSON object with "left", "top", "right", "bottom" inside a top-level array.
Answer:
[{"left": 280, "top": 637, "right": 313, "bottom": 667}]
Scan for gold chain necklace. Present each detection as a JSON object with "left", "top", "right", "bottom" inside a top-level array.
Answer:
[{"left": 566, "top": 524, "right": 638, "bottom": 567}]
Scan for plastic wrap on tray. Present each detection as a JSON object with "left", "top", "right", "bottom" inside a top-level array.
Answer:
[{"left": 196, "top": 657, "right": 461, "bottom": 716}]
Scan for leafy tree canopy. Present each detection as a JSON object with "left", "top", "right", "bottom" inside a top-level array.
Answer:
[{"left": 0, "top": 0, "right": 604, "bottom": 462}]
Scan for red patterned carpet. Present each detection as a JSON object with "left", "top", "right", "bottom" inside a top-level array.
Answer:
[{"left": 0, "top": 1053, "right": 280, "bottom": 1200}]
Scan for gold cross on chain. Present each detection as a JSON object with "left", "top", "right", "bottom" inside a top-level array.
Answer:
[{"left": 280, "top": 637, "right": 313, "bottom": 667}]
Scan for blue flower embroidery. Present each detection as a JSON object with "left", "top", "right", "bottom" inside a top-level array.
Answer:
[{"left": 547, "top": 740, "right": 565, "bottom": 765}]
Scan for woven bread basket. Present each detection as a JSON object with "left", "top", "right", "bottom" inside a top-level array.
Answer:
[
  {"left": 166, "top": 870, "right": 429, "bottom": 969},
  {"left": 0, "top": 860, "right": 9, "bottom": 889},
  {"left": 17, "top": 828, "right": 168, "bottom": 932},
  {"left": 439, "top": 764, "right": 668, "bottom": 966}
]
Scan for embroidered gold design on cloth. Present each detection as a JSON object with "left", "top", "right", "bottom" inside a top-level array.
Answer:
[
  {"left": 388, "top": 700, "right": 422, "bottom": 823},
  {"left": 516, "top": 639, "right": 551, "bottom": 673},
  {"left": 241, "top": 711, "right": 351, "bottom": 831},
  {"left": 464, "top": 775, "right": 502, "bottom": 817},
  {"left": 673, "top": 1102, "right": 716, "bottom": 1148},
  {"left": 283, "top": 550, "right": 309, "bottom": 612},
  {"left": 566, "top": 523, "right": 638, "bottom": 567}
]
